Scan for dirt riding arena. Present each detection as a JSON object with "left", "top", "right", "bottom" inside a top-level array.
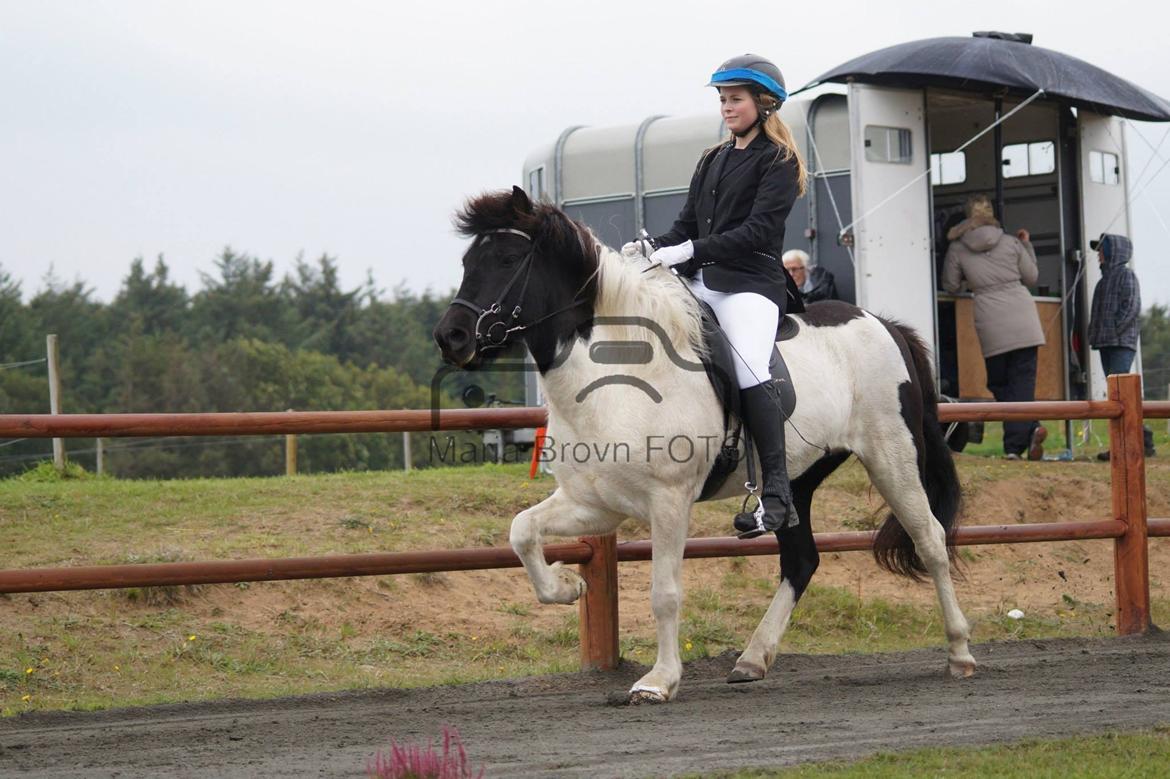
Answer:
[
  {"left": 2, "top": 393, "right": 1167, "bottom": 776},
  {"left": 2, "top": 632, "right": 1168, "bottom": 777}
]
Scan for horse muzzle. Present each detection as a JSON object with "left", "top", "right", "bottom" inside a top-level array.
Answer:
[{"left": 433, "top": 309, "right": 479, "bottom": 369}]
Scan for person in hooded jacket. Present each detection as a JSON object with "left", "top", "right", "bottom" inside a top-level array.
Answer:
[
  {"left": 1088, "top": 233, "right": 1156, "bottom": 459},
  {"left": 942, "top": 194, "right": 1047, "bottom": 460},
  {"left": 622, "top": 54, "right": 806, "bottom": 538}
]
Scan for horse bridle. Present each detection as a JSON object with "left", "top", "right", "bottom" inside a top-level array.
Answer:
[{"left": 450, "top": 227, "right": 600, "bottom": 352}]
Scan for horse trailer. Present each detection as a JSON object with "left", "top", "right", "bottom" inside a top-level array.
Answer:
[{"left": 521, "top": 33, "right": 1170, "bottom": 414}]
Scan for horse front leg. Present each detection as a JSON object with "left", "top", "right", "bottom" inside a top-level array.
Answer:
[
  {"left": 510, "top": 488, "right": 623, "bottom": 605},
  {"left": 629, "top": 498, "right": 692, "bottom": 704}
]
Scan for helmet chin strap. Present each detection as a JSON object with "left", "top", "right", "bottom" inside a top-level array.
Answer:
[{"left": 732, "top": 113, "right": 767, "bottom": 138}]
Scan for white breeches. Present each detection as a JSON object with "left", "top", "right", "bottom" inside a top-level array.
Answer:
[{"left": 688, "top": 271, "right": 779, "bottom": 389}]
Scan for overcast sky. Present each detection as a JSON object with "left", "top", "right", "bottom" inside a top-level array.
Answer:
[{"left": 2, "top": 0, "right": 1168, "bottom": 308}]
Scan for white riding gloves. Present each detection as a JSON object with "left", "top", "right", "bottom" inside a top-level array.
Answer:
[
  {"left": 649, "top": 240, "right": 694, "bottom": 268},
  {"left": 620, "top": 239, "right": 655, "bottom": 259}
]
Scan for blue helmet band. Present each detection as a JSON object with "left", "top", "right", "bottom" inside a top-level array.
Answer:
[{"left": 709, "top": 68, "right": 788, "bottom": 101}]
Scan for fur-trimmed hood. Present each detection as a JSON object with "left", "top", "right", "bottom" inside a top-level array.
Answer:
[{"left": 947, "top": 214, "right": 1003, "bottom": 253}]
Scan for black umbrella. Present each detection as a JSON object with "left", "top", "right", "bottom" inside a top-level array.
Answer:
[{"left": 800, "top": 32, "right": 1170, "bottom": 122}]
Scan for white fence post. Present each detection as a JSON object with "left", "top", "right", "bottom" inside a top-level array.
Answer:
[{"left": 46, "top": 334, "right": 64, "bottom": 471}]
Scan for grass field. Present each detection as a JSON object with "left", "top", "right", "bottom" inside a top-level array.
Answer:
[
  {"left": 956, "top": 417, "right": 1166, "bottom": 459},
  {"left": 1, "top": 443, "right": 1168, "bottom": 717},
  {"left": 698, "top": 728, "right": 1170, "bottom": 778}
]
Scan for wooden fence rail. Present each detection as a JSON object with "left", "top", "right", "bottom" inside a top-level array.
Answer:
[
  {"left": 0, "top": 519, "right": 1141, "bottom": 595},
  {"left": 0, "top": 374, "right": 1159, "bottom": 672},
  {"left": 0, "top": 400, "right": 1147, "bottom": 439}
]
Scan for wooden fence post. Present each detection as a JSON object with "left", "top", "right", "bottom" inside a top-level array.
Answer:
[
  {"left": 578, "top": 534, "right": 619, "bottom": 671},
  {"left": 285, "top": 409, "right": 297, "bottom": 476},
  {"left": 1108, "top": 373, "right": 1150, "bottom": 634}
]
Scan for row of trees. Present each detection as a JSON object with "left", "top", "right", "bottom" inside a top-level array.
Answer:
[
  {"left": 2, "top": 250, "right": 1167, "bottom": 478},
  {"left": 0, "top": 251, "right": 527, "bottom": 478},
  {"left": 1140, "top": 303, "right": 1170, "bottom": 399}
]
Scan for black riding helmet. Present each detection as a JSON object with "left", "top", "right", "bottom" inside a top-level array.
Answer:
[{"left": 707, "top": 54, "right": 788, "bottom": 104}]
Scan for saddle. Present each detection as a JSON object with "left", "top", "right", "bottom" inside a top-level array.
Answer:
[{"left": 696, "top": 303, "right": 798, "bottom": 501}]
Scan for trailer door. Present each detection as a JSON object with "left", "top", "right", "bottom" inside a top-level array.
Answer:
[
  {"left": 1078, "top": 111, "right": 1131, "bottom": 400},
  {"left": 847, "top": 84, "right": 935, "bottom": 353}
]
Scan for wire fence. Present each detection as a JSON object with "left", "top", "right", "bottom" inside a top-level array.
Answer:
[{"left": 0, "top": 357, "right": 47, "bottom": 371}]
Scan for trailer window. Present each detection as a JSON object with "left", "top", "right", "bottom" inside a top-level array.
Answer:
[
  {"left": 1089, "top": 150, "right": 1120, "bottom": 185},
  {"left": 864, "top": 125, "right": 912, "bottom": 164},
  {"left": 930, "top": 151, "right": 967, "bottom": 185},
  {"left": 1002, "top": 141, "right": 1055, "bottom": 178},
  {"left": 528, "top": 167, "right": 545, "bottom": 201}
]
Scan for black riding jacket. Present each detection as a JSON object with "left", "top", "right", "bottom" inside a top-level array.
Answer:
[{"left": 654, "top": 131, "right": 804, "bottom": 313}]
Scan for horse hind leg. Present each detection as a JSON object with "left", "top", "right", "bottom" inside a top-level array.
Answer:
[
  {"left": 728, "top": 519, "right": 817, "bottom": 683},
  {"left": 861, "top": 448, "right": 976, "bottom": 678},
  {"left": 510, "top": 488, "right": 623, "bottom": 605},
  {"left": 728, "top": 453, "right": 847, "bottom": 683}
]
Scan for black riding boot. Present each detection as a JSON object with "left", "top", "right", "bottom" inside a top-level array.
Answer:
[{"left": 733, "top": 382, "right": 799, "bottom": 539}]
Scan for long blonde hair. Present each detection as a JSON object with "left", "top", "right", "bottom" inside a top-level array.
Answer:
[{"left": 709, "top": 92, "right": 808, "bottom": 196}]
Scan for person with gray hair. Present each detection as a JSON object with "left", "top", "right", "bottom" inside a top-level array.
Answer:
[{"left": 782, "top": 249, "right": 838, "bottom": 303}]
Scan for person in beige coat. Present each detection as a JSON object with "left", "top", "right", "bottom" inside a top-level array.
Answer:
[{"left": 942, "top": 194, "right": 1047, "bottom": 460}]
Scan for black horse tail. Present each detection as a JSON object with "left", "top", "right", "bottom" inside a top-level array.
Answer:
[{"left": 872, "top": 320, "right": 963, "bottom": 581}]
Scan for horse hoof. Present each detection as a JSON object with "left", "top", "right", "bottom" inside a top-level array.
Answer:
[
  {"left": 538, "top": 562, "right": 587, "bottom": 605},
  {"left": 948, "top": 657, "right": 977, "bottom": 679},
  {"left": 727, "top": 663, "right": 766, "bottom": 684},
  {"left": 628, "top": 686, "right": 669, "bottom": 705}
]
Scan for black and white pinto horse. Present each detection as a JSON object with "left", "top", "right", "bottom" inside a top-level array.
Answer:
[{"left": 434, "top": 188, "right": 976, "bottom": 704}]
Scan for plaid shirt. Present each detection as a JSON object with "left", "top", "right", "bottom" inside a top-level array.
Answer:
[{"left": 1088, "top": 234, "right": 1141, "bottom": 349}]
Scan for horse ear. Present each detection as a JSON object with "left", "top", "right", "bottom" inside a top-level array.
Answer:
[{"left": 511, "top": 185, "right": 533, "bottom": 215}]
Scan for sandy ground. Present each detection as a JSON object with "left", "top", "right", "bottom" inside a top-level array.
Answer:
[{"left": 2, "top": 632, "right": 1169, "bottom": 777}]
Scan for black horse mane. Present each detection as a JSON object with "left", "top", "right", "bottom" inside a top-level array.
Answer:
[
  {"left": 453, "top": 189, "right": 601, "bottom": 370},
  {"left": 454, "top": 190, "right": 596, "bottom": 269},
  {"left": 455, "top": 190, "right": 540, "bottom": 236}
]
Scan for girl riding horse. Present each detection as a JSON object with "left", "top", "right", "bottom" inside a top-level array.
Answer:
[
  {"left": 628, "top": 54, "right": 807, "bottom": 539},
  {"left": 433, "top": 56, "right": 976, "bottom": 704}
]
